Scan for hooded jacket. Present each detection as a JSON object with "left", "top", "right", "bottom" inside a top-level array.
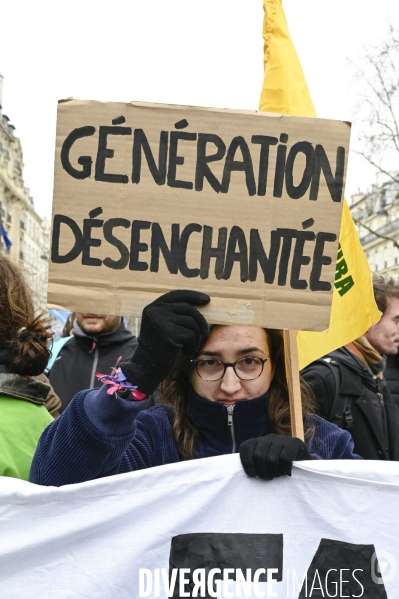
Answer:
[
  {"left": 0, "top": 370, "right": 53, "bottom": 480},
  {"left": 49, "top": 320, "right": 139, "bottom": 412},
  {"left": 384, "top": 354, "right": 399, "bottom": 405},
  {"left": 30, "top": 384, "right": 359, "bottom": 487},
  {"left": 302, "top": 347, "right": 399, "bottom": 461},
  {"left": 0, "top": 349, "right": 61, "bottom": 418}
]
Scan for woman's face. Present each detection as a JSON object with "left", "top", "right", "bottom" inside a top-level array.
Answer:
[{"left": 190, "top": 325, "right": 274, "bottom": 405}]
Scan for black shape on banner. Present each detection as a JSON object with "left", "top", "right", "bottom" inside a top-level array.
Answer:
[
  {"left": 298, "top": 538, "right": 388, "bottom": 598},
  {"left": 169, "top": 532, "right": 283, "bottom": 598}
]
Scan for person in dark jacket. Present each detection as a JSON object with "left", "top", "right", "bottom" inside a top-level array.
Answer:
[
  {"left": 30, "top": 290, "right": 360, "bottom": 487},
  {"left": 385, "top": 354, "right": 399, "bottom": 405},
  {"left": 49, "top": 313, "right": 140, "bottom": 412},
  {"left": 302, "top": 276, "right": 399, "bottom": 460}
]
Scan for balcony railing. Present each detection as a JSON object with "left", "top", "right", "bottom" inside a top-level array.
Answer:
[{"left": 359, "top": 217, "right": 399, "bottom": 246}]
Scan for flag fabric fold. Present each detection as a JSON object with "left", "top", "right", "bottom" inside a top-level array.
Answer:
[{"left": 259, "top": 0, "right": 381, "bottom": 370}]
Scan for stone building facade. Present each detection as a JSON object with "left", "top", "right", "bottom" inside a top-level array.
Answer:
[
  {"left": 350, "top": 173, "right": 399, "bottom": 279},
  {"left": 0, "top": 74, "right": 50, "bottom": 309}
]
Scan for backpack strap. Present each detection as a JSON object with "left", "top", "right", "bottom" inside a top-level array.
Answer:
[
  {"left": 321, "top": 357, "right": 354, "bottom": 430},
  {"left": 45, "top": 336, "right": 72, "bottom": 375}
]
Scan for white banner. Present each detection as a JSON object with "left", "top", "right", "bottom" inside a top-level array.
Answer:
[{"left": 1, "top": 458, "right": 399, "bottom": 598}]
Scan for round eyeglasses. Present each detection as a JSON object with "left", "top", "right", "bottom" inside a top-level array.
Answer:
[{"left": 190, "top": 356, "right": 269, "bottom": 382}]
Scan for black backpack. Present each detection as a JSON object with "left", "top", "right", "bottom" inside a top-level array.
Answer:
[
  {"left": 315, "top": 358, "right": 354, "bottom": 429},
  {"left": 304, "top": 356, "right": 386, "bottom": 430}
]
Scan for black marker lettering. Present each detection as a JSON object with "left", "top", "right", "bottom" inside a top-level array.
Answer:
[
  {"left": 276, "top": 228, "right": 297, "bottom": 286},
  {"left": 302, "top": 218, "right": 315, "bottom": 229},
  {"left": 221, "top": 136, "right": 256, "bottom": 196},
  {"left": 249, "top": 229, "right": 281, "bottom": 283},
  {"left": 132, "top": 129, "right": 168, "bottom": 185},
  {"left": 222, "top": 226, "right": 249, "bottom": 282},
  {"left": 51, "top": 215, "right": 83, "bottom": 263},
  {"left": 129, "top": 220, "right": 151, "bottom": 271},
  {"left": 310, "top": 231, "right": 337, "bottom": 291},
  {"left": 285, "top": 141, "right": 315, "bottom": 199},
  {"left": 150, "top": 223, "right": 180, "bottom": 274},
  {"left": 309, "top": 145, "right": 345, "bottom": 202},
  {"left": 60, "top": 126, "right": 96, "bottom": 179},
  {"left": 290, "top": 230, "right": 316, "bottom": 289},
  {"left": 82, "top": 208, "right": 103, "bottom": 266},
  {"left": 103, "top": 218, "right": 130, "bottom": 270},
  {"left": 178, "top": 223, "right": 202, "bottom": 278},
  {"left": 195, "top": 133, "right": 226, "bottom": 192},
  {"left": 167, "top": 130, "right": 197, "bottom": 189},
  {"left": 251, "top": 135, "right": 278, "bottom": 196},
  {"left": 200, "top": 226, "right": 227, "bottom": 279},
  {"left": 174, "top": 119, "right": 188, "bottom": 130},
  {"left": 95, "top": 123, "right": 132, "bottom": 183}
]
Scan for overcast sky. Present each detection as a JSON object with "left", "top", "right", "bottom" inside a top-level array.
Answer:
[{"left": 1, "top": 0, "right": 398, "bottom": 218}]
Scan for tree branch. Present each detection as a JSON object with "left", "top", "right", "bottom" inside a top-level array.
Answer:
[
  {"left": 352, "top": 151, "right": 399, "bottom": 184},
  {"left": 352, "top": 218, "right": 399, "bottom": 249}
]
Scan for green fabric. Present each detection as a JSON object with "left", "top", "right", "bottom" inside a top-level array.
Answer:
[{"left": 0, "top": 394, "right": 53, "bottom": 481}]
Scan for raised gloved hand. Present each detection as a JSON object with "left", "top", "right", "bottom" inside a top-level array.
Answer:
[
  {"left": 239, "top": 433, "right": 313, "bottom": 480},
  {"left": 120, "top": 290, "right": 210, "bottom": 394}
]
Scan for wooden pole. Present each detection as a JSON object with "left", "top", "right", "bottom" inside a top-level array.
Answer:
[{"left": 283, "top": 330, "right": 305, "bottom": 441}]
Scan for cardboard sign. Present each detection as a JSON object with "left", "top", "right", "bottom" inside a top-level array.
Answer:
[{"left": 48, "top": 100, "right": 350, "bottom": 331}]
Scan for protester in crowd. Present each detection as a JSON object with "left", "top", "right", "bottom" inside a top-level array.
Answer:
[
  {"left": 30, "top": 290, "right": 360, "bottom": 487},
  {"left": 49, "top": 312, "right": 159, "bottom": 412},
  {"left": 302, "top": 277, "right": 399, "bottom": 460},
  {"left": 385, "top": 353, "right": 399, "bottom": 406},
  {"left": 0, "top": 256, "right": 56, "bottom": 480}
]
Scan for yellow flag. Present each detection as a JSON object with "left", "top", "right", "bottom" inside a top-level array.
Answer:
[{"left": 259, "top": 0, "right": 381, "bottom": 370}]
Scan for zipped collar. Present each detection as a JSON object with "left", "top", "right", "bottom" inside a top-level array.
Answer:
[
  {"left": 186, "top": 387, "right": 269, "bottom": 457},
  {"left": 72, "top": 321, "right": 135, "bottom": 352}
]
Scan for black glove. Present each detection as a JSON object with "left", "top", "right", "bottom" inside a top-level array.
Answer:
[
  {"left": 120, "top": 290, "right": 210, "bottom": 394},
  {"left": 239, "top": 433, "right": 313, "bottom": 480}
]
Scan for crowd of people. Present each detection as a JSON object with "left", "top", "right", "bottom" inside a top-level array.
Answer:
[{"left": 1, "top": 255, "right": 399, "bottom": 487}]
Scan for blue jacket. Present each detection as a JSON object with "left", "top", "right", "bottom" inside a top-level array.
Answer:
[{"left": 30, "top": 385, "right": 360, "bottom": 487}]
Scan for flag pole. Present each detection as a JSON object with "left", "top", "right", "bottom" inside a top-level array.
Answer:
[{"left": 283, "top": 330, "right": 305, "bottom": 441}]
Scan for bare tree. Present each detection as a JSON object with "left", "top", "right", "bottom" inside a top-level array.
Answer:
[{"left": 352, "top": 26, "right": 399, "bottom": 185}]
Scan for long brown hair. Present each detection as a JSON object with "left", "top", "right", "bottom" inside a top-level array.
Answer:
[
  {"left": 161, "top": 327, "right": 315, "bottom": 460},
  {"left": 0, "top": 256, "right": 52, "bottom": 376}
]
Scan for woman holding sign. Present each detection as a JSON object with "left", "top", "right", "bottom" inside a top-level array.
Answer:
[{"left": 30, "top": 290, "right": 359, "bottom": 486}]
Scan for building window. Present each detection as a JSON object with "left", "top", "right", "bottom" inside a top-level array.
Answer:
[{"left": 19, "top": 251, "right": 24, "bottom": 260}]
